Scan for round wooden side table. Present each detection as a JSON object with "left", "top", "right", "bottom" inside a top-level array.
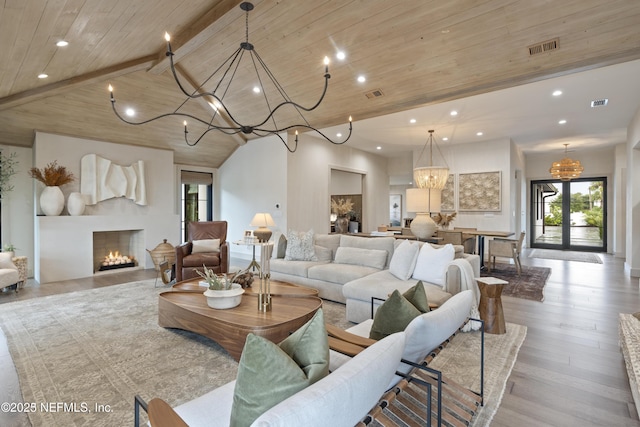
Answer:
[{"left": 477, "top": 277, "right": 508, "bottom": 334}]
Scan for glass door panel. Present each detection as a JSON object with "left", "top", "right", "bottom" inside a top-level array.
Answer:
[{"left": 530, "top": 178, "right": 606, "bottom": 251}]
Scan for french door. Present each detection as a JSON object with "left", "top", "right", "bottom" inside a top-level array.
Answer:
[{"left": 530, "top": 177, "right": 606, "bottom": 252}]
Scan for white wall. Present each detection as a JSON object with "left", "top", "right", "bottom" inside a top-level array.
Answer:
[
  {"left": 287, "top": 133, "right": 389, "bottom": 234},
  {"left": 218, "top": 135, "right": 287, "bottom": 260},
  {"left": 33, "top": 132, "right": 180, "bottom": 282},
  {"left": 626, "top": 107, "right": 640, "bottom": 277}
]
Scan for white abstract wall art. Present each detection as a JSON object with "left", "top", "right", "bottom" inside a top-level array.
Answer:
[{"left": 81, "top": 154, "right": 147, "bottom": 205}]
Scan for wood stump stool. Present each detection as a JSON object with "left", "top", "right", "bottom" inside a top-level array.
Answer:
[{"left": 477, "top": 277, "right": 508, "bottom": 334}]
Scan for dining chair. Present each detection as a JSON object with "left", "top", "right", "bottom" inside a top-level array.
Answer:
[{"left": 487, "top": 231, "right": 526, "bottom": 275}]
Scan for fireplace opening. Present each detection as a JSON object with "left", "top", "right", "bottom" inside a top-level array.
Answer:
[
  {"left": 98, "top": 251, "right": 137, "bottom": 271},
  {"left": 93, "top": 230, "right": 144, "bottom": 274}
]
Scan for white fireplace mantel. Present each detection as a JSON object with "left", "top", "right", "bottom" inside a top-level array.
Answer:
[{"left": 36, "top": 214, "right": 179, "bottom": 284}]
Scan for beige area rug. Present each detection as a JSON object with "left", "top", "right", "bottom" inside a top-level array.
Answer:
[
  {"left": 0, "top": 280, "right": 525, "bottom": 426},
  {"left": 529, "top": 248, "right": 603, "bottom": 264},
  {"left": 429, "top": 323, "right": 527, "bottom": 426}
]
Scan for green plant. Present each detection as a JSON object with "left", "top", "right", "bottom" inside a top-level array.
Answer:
[
  {"left": 0, "top": 151, "right": 18, "bottom": 195},
  {"left": 3, "top": 243, "right": 16, "bottom": 252},
  {"left": 28, "top": 160, "right": 75, "bottom": 186},
  {"left": 195, "top": 265, "right": 231, "bottom": 290}
]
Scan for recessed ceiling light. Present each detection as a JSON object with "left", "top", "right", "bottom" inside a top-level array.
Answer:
[
  {"left": 558, "top": 119, "right": 567, "bottom": 125},
  {"left": 442, "top": 137, "right": 449, "bottom": 141},
  {"left": 253, "top": 86, "right": 260, "bottom": 94},
  {"left": 476, "top": 132, "right": 483, "bottom": 136},
  {"left": 376, "top": 146, "right": 382, "bottom": 150},
  {"left": 336, "top": 51, "right": 346, "bottom": 60},
  {"left": 410, "top": 119, "right": 416, "bottom": 124},
  {"left": 357, "top": 75, "right": 366, "bottom": 83},
  {"left": 336, "top": 133, "right": 342, "bottom": 138},
  {"left": 56, "top": 40, "right": 69, "bottom": 47},
  {"left": 38, "top": 73, "right": 48, "bottom": 79},
  {"left": 552, "top": 90, "right": 562, "bottom": 96},
  {"left": 450, "top": 110, "right": 458, "bottom": 116},
  {"left": 125, "top": 108, "right": 135, "bottom": 117}
]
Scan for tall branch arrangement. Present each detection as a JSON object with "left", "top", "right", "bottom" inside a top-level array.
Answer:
[
  {"left": 331, "top": 198, "right": 354, "bottom": 216},
  {"left": 29, "top": 161, "right": 75, "bottom": 186}
]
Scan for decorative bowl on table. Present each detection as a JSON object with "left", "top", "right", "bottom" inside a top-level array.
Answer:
[{"left": 202, "top": 283, "right": 244, "bottom": 309}]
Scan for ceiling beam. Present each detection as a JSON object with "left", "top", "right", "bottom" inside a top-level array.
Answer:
[
  {"left": 148, "top": 0, "right": 246, "bottom": 76},
  {"left": 0, "top": 55, "right": 157, "bottom": 111}
]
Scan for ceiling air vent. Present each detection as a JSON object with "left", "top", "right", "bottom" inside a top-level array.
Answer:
[
  {"left": 528, "top": 38, "right": 559, "bottom": 55},
  {"left": 591, "top": 98, "right": 609, "bottom": 108},
  {"left": 365, "top": 89, "right": 384, "bottom": 99}
]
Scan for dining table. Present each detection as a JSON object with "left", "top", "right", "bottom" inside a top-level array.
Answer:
[{"left": 461, "top": 230, "right": 515, "bottom": 270}]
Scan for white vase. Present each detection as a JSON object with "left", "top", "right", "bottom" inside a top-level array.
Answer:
[
  {"left": 40, "top": 186, "right": 65, "bottom": 216},
  {"left": 67, "top": 192, "right": 86, "bottom": 216},
  {"left": 203, "top": 283, "right": 244, "bottom": 309}
]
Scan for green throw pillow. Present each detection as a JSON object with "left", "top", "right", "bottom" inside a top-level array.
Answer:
[
  {"left": 369, "top": 290, "right": 422, "bottom": 340},
  {"left": 230, "top": 309, "right": 329, "bottom": 427},
  {"left": 403, "top": 281, "right": 430, "bottom": 314}
]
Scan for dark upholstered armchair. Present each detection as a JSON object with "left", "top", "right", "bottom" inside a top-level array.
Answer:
[{"left": 175, "top": 221, "right": 229, "bottom": 282}]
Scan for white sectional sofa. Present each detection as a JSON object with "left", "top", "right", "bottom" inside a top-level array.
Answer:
[{"left": 270, "top": 233, "right": 480, "bottom": 323}]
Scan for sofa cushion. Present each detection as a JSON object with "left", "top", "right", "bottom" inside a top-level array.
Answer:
[
  {"left": 314, "top": 234, "right": 341, "bottom": 260},
  {"left": 314, "top": 245, "right": 333, "bottom": 262},
  {"left": 0, "top": 252, "right": 17, "bottom": 270},
  {"left": 253, "top": 332, "right": 405, "bottom": 427},
  {"left": 343, "top": 270, "right": 453, "bottom": 307},
  {"left": 369, "top": 289, "right": 421, "bottom": 340},
  {"left": 230, "top": 309, "right": 329, "bottom": 427},
  {"left": 191, "top": 238, "right": 220, "bottom": 253},
  {"left": 308, "top": 263, "right": 380, "bottom": 285},
  {"left": 412, "top": 243, "right": 455, "bottom": 287},
  {"left": 285, "top": 229, "right": 317, "bottom": 261},
  {"left": 339, "top": 235, "right": 395, "bottom": 267},
  {"left": 334, "top": 246, "right": 387, "bottom": 270},
  {"left": 270, "top": 258, "right": 328, "bottom": 277},
  {"left": 388, "top": 239, "right": 420, "bottom": 280},
  {"left": 275, "top": 233, "right": 287, "bottom": 258}
]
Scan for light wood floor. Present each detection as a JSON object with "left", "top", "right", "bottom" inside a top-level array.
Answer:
[{"left": 1, "top": 252, "right": 639, "bottom": 426}]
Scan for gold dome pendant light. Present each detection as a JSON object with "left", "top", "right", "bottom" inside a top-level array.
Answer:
[
  {"left": 549, "top": 143, "right": 584, "bottom": 181},
  {"left": 413, "top": 130, "right": 449, "bottom": 190}
]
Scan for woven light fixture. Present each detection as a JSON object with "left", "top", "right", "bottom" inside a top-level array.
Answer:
[
  {"left": 413, "top": 130, "right": 449, "bottom": 190},
  {"left": 549, "top": 144, "right": 584, "bottom": 181}
]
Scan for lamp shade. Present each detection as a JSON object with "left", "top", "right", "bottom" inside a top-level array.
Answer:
[
  {"left": 406, "top": 188, "right": 441, "bottom": 213},
  {"left": 250, "top": 212, "right": 276, "bottom": 242},
  {"left": 250, "top": 213, "right": 276, "bottom": 227},
  {"left": 413, "top": 166, "right": 449, "bottom": 190}
]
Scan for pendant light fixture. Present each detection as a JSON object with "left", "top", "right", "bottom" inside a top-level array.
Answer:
[
  {"left": 108, "top": 2, "right": 352, "bottom": 153},
  {"left": 413, "top": 130, "right": 449, "bottom": 190},
  {"left": 549, "top": 143, "right": 584, "bottom": 181}
]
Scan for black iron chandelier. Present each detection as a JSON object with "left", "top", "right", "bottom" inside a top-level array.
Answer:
[{"left": 108, "top": 2, "right": 352, "bottom": 152}]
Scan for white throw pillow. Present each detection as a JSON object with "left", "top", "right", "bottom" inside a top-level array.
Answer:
[
  {"left": 412, "top": 243, "right": 455, "bottom": 287},
  {"left": 192, "top": 239, "right": 221, "bottom": 253},
  {"left": 388, "top": 240, "right": 420, "bottom": 280},
  {"left": 333, "top": 247, "right": 388, "bottom": 270},
  {"left": 284, "top": 229, "right": 317, "bottom": 261}
]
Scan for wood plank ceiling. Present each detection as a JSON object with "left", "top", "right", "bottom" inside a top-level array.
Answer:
[{"left": 1, "top": 0, "right": 640, "bottom": 167}]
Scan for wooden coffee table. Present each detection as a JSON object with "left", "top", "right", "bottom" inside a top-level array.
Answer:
[
  {"left": 172, "top": 279, "right": 319, "bottom": 297},
  {"left": 159, "top": 280, "right": 322, "bottom": 361}
]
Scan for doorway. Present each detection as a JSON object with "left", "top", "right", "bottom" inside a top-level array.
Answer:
[
  {"left": 530, "top": 178, "right": 606, "bottom": 252},
  {"left": 180, "top": 171, "right": 213, "bottom": 242}
]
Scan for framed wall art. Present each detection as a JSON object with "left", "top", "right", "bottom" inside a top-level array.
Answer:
[
  {"left": 440, "top": 174, "right": 455, "bottom": 211},
  {"left": 389, "top": 194, "right": 402, "bottom": 226},
  {"left": 458, "top": 171, "right": 501, "bottom": 212}
]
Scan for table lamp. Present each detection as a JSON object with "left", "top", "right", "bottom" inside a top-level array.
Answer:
[
  {"left": 250, "top": 212, "right": 276, "bottom": 242},
  {"left": 406, "top": 188, "right": 441, "bottom": 239}
]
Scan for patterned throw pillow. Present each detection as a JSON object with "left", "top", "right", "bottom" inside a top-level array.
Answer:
[{"left": 284, "top": 229, "right": 317, "bottom": 261}]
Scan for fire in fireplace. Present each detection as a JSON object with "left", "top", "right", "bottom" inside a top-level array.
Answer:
[{"left": 98, "top": 251, "right": 137, "bottom": 271}]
